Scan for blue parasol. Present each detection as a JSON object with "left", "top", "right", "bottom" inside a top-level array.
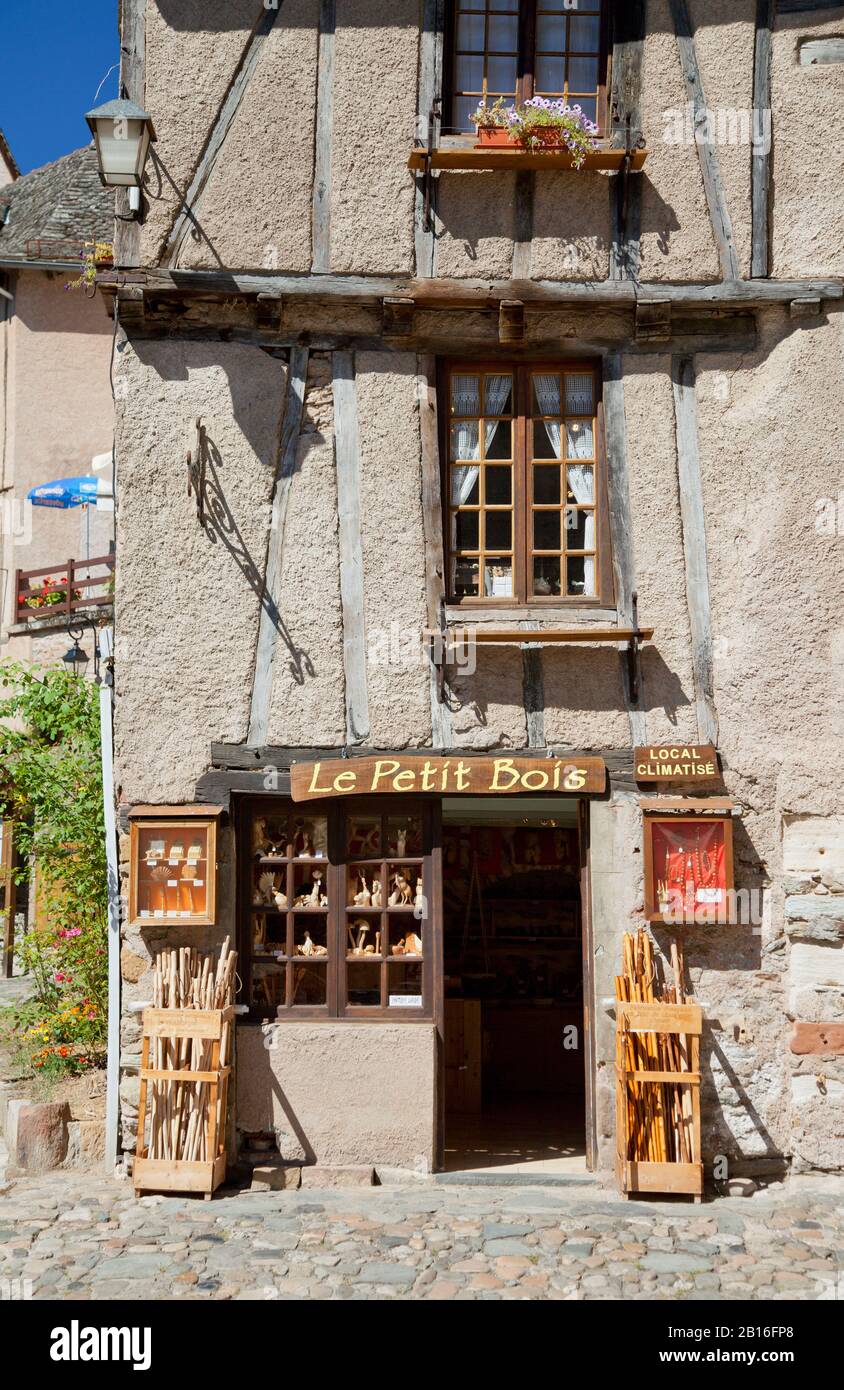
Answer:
[{"left": 27, "top": 475, "right": 100, "bottom": 509}]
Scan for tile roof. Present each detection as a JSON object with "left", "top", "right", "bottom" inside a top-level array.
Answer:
[{"left": 0, "top": 144, "right": 113, "bottom": 267}]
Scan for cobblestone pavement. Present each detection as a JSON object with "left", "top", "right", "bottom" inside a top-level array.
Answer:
[{"left": 1, "top": 1173, "right": 842, "bottom": 1301}]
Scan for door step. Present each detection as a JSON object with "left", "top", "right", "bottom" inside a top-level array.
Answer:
[{"left": 434, "top": 1168, "right": 604, "bottom": 1188}]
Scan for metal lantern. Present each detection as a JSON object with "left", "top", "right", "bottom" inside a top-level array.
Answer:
[{"left": 85, "top": 98, "right": 156, "bottom": 189}]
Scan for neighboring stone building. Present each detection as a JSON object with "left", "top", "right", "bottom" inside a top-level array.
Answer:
[
  {"left": 0, "top": 142, "right": 115, "bottom": 975},
  {"left": 106, "top": 1, "right": 844, "bottom": 1185},
  {"left": 0, "top": 143, "right": 115, "bottom": 674}
]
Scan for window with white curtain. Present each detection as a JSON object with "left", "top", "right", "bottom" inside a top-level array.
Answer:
[
  {"left": 448, "top": 0, "right": 608, "bottom": 133},
  {"left": 444, "top": 362, "right": 604, "bottom": 603}
]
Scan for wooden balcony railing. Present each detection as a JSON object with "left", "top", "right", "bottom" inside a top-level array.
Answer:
[{"left": 13, "top": 554, "right": 115, "bottom": 625}]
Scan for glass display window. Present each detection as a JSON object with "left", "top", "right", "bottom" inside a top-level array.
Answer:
[
  {"left": 241, "top": 799, "right": 434, "bottom": 1019},
  {"left": 129, "top": 808, "right": 220, "bottom": 927},
  {"left": 643, "top": 811, "right": 735, "bottom": 925}
]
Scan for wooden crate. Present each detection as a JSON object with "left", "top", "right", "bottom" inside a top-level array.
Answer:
[
  {"left": 616, "top": 1001, "right": 703, "bottom": 1200},
  {"left": 134, "top": 1006, "right": 234, "bottom": 1200}
]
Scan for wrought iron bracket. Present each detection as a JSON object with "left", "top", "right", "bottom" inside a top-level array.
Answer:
[
  {"left": 186, "top": 416, "right": 206, "bottom": 529},
  {"left": 625, "top": 589, "right": 643, "bottom": 704}
]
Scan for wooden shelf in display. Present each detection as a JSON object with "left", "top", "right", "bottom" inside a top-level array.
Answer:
[
  {"left": 407, "top": 145, "right": 648, "bottom": 173},
  {"left": 128, "top": 807, "right": 221, "bottom": 929}
]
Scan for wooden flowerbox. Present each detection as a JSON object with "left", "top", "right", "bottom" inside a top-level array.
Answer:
[{"left": 407, "top": 144, "right": 648, "bottom": 173}]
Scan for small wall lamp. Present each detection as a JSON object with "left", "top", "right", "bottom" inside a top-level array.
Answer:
[{"left": 85, "top": 98, "right": 156, "bottom": 215}]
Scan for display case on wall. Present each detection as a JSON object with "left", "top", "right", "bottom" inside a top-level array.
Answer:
[
  {"left": 128, "top": 806, "right": 222, "bottom": 928},
  {"left": 642, "top": 801, "right": 735, "bottom": 926}
]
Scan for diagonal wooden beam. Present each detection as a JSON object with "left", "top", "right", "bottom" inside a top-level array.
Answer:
[
  {"left": 669, "top": 0, "right": 741, "bottom": 281},
  {"left": 163, "top": 3, "right": 285, "bottom": 269}
]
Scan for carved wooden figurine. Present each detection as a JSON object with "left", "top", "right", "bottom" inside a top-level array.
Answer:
[
  {"left": 389, "top": 872, "right": 413, "bottom": 906},
  {"left": 352, "top": 872, "right": 371, "bottom": 906}
]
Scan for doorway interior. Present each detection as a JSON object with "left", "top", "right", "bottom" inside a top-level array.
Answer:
[{"left": 441, "top": 797, "right": 587, "bottom": 1175}]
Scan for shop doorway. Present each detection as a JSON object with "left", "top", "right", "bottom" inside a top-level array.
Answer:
[{"left": 441, "top": 797, "right": 588, "bottom": 1175}]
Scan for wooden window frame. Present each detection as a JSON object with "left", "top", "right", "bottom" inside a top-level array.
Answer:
[
  {"left": 237, "top": 797, "right": 440, "bottom": 1023},
  {"left": 444, "top": 0, "right": 610, "bottom": 136},
  {"left": 439, "top": 358, "right": 613, "bottom": 608}
]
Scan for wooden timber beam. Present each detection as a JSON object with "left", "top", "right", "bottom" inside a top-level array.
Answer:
[
  {"left": 669, "top": 0, "right": 740, "bottom": 281},
  {"left": 498, "top": 299, "right": 525, "bottom": 343},
  {"left": 101, "top": 270, "right": 844, "bottom": 308},
  {"left": 751, "top": 0, "right": 775, "bottom": 278}
]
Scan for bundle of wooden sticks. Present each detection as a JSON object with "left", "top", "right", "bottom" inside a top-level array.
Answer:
[
  {"left": 615, "top": 929, "right": 694, "bottom": 1165},
  {"left": 145, "top": 940, "right": 237, "bottom": 1164}
]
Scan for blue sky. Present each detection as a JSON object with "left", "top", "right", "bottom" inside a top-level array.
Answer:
[{"left": 1, "top": 2, "right": 119, "bottom": 174}]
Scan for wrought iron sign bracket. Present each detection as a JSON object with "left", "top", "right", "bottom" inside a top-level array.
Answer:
[
  {"left": 625, "top": 589, "right": 643, "bottom": 704},
  {"left": 186, "top": 416, "right": 206, "bottom": 529}
]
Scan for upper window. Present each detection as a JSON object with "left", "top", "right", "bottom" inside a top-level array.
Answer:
[
  {"left": 448, "top": 0, "right": 608, "bottom": 133},
  {"left": 443, "top": 361, "right": 607, "bottom": 604}
]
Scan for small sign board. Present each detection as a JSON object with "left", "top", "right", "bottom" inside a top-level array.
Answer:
[
  {"left": 291, "top": 755, "right": 607, "bottom": 801},
  {"left": 634, "top": 744, "right": 720, "bottom": 787}
]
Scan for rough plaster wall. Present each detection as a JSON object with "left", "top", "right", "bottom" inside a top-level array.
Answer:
[
  {"left": 530, "top": 173, "right": 611, "bottom": 281},
  {"left": 688, "top": 0, "right": 754, "bottom": 280},
  {"left": 264, "top": 353, "right": 345, "bottom": 744},
  {"left": 623, "top": 355, "right": 698, "bottom": 743},
  {"left": 113, "top": 340, "right": 285, "bottom": 802},
  {"left": 355, "top": 352, "right": 431, "bottom": 747},
  {"left": 543, "top": 650, "right": 629, "bottom": 748},
  {"left": 639, "top": 0, "right": 719, "bottom": 281},
  {"left": 237, "top": 1022, "right": 437, "bottom": 1170},
  {"left": 141, "top": 0, "right": 259, "bottom": 266},
  {"left": 178, "top": 0, "right": 319, "bottom": 272},
  {"left": 330, "top": 0, "right": 417, "bottom": 274},
  {"left": 697, "top": 311, "right": 844, "bottom": 779},
  {"left": 448, "top": 648, "right": 527, "bottom": 749},
  {"left": 435, "top": 174, "right": 519, "bottom": 280},
  {"left": 691, "top": 310, "right": 844, "bottom": 1171},
  {"left": 772, "top": 8, "right": 844, "bottom": 277}
]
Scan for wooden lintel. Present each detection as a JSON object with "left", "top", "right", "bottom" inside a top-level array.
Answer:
[
  {"left": 499, "top": 299, "right": 525, "bottom": 343},
  {"left": 101, "top": 270, "right": 844, "bottom": 309},
  {"left": 382, "top": 296, "right": 415, "bottom": 337},
  {"left": 635, "top": 298, "right": 671, "bottom": 341}
]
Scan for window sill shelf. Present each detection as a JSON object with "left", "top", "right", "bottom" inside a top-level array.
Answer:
[
  {"left": 408, "top": 143, "right": 648, "bottom": 173},
  {"left": 426, "top": 625, "right": 654, "bottom": 646}
]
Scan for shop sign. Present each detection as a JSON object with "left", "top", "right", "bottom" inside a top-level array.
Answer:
[
  {"left": 634, "top": 744, "right": 719, "bottom": 786},
  {"left": 291, "top": 755, "right": 606, "bottom": 801}
]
